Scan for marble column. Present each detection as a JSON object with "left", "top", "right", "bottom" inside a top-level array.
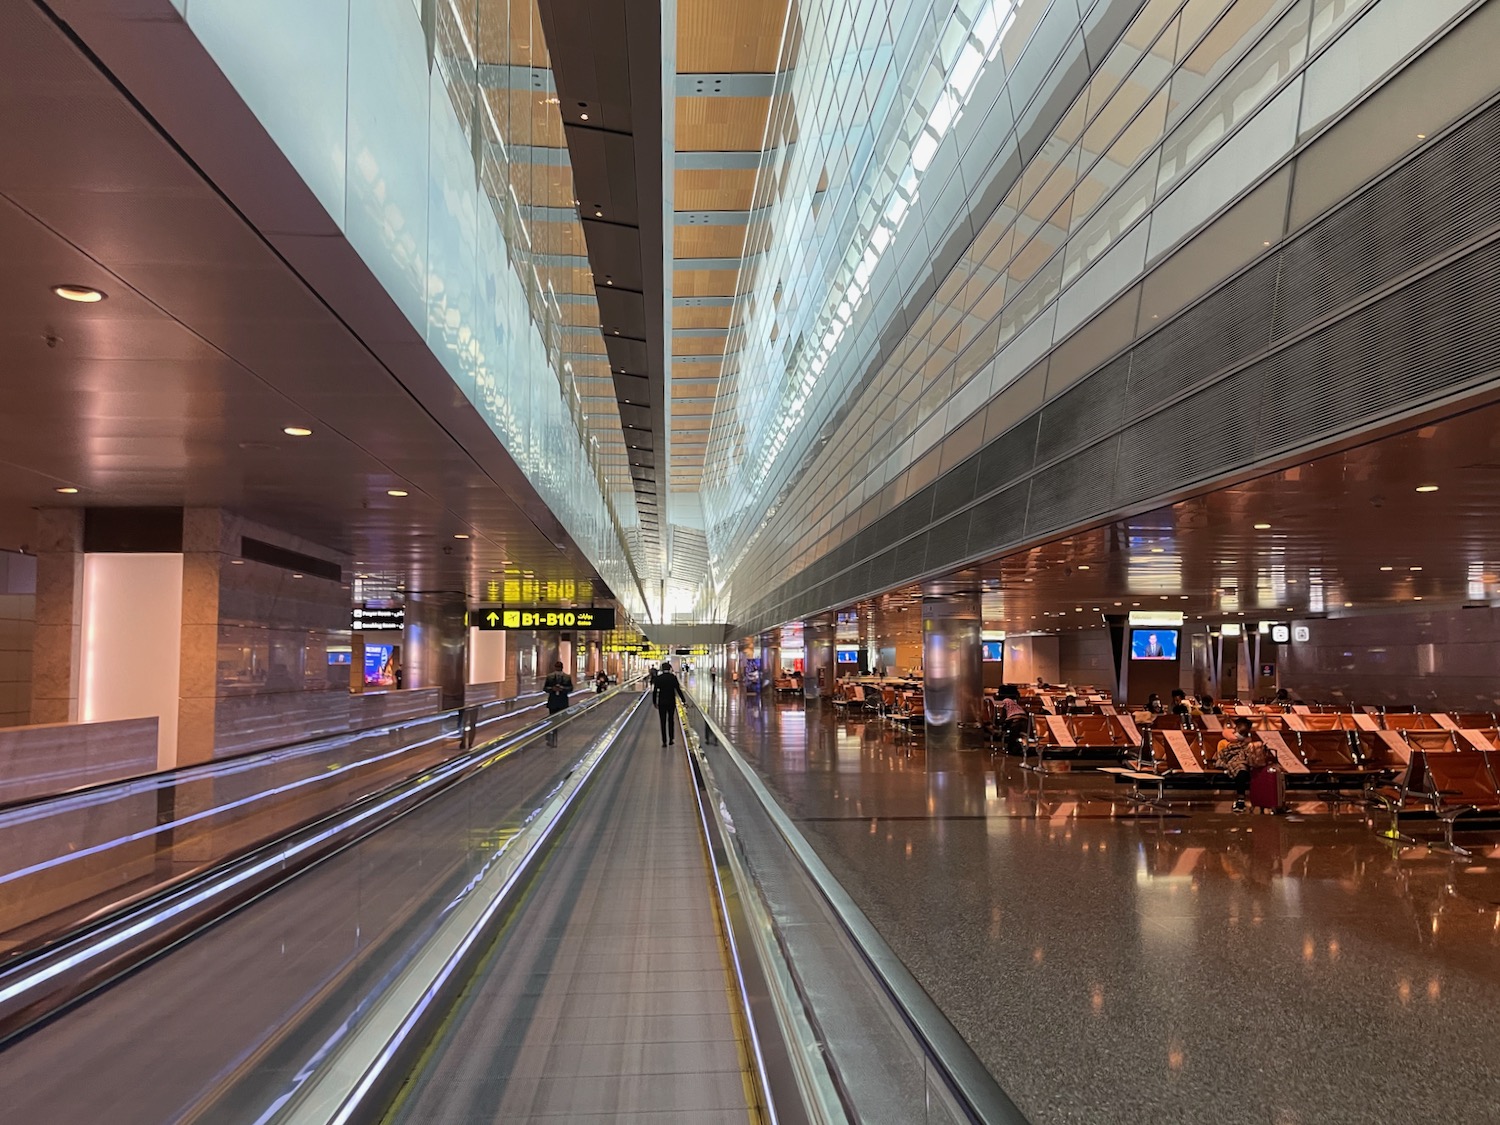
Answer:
[
  {"left": 177, "top": 508, "right": 226, "bottom": 766},
  {"left": 406, "top": 591, "right": 468, "bottom": 709},
  {"left": 503, "top": 633, "right": 521, "bottom": 698},
  {"left": 922, "top": 588, "right": 983, "bottom": 750},
  {"left": 537, "top": 634, "right": 561, "bottom": 684},
  {"left": 804, "top": 614, "right": 836, "bottom": 701},
  {"left": 29, "top": 509, "right": 84, "bottom": 725}
]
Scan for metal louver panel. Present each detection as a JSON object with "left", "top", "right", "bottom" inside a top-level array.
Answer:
[
  {"left": 728, "top": 94, "right": 1500, "bottom": 634},
  {"left": 1025, "top": 437, "right": 1119, "bottom": 539},
  {"left": 1035, "top": 354, "right": 1129, "bottom": 464},
  {"left": 1273, "top": 105, "right": 1500, "bottom": 335}
]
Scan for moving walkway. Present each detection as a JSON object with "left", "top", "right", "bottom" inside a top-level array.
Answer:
[{"left": 0, "top": 682, "right": 1023, "bottom": 1124}]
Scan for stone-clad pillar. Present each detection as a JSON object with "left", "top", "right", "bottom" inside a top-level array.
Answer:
[
  {"left": 177, "top": 508, "right": 226, "bottom": 766},
  {"left": 29, "top": 509, "right": 84, "bottom": 725}
]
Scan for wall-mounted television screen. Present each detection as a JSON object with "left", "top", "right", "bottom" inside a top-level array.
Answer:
[
  {"left": 982, "top": 641, "right": 1004, "bottom": 662},
  {"left": 1130, "top": 629, "right": 1178, "bottom": 661},
  {"left": 836, "top": 648, "right": 860, "bottom": 664}
]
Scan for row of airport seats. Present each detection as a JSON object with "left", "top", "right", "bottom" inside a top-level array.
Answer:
[
  {"left": 830, "top": 683, "right": 925, "bottom": 729},
  {"left": 1105, "top": 722, "right": 1500, "bottom": 850}
]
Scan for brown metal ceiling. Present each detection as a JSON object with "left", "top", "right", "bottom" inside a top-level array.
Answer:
[{"left": 0, "top": 0, "right": 624, "bottom": 608}]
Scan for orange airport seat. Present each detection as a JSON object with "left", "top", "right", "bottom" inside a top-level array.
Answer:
[
  {"left": 1383, "top": 712, "right": 1441, "bottom": 732},
  {"left": 1422, "top": 752, "right": 1500, "bottom": 854},
  {"left": 1402, "top": 729, "right": 1458, "bottom": 754}
]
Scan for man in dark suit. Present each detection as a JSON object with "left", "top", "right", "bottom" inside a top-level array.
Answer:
[{"left": 654, "top": 661, "right": 685, "bottom": 746}]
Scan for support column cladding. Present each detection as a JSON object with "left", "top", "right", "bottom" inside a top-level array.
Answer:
[
  {"left": 406, "top": 591, "right": 468, "bottom": 709},
  {"left": 804, "top": 615, "right": 836, "bottom": 701},
  {"left": 29, "top": 509, "right": 84, "bottom": 726},
  {"left": 922, "top": 588, "right": 983, "bottom": 749},
  {"left": 759, "top": 632, "right": 781, "bottom": 687}
]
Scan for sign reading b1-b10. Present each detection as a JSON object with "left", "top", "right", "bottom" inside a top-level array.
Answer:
[{"left": 469, "top": 607, "right": 616, "bottom": 631}]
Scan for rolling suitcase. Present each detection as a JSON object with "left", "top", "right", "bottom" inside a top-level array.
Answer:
[{"left": 1248, "top": 766, "right": 1284, "bottom": 811}]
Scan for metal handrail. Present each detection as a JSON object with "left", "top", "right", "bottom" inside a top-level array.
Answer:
[
  {"left": 0, "top": 686, "right": 632, "bottom": 1045},
  {"left": 686, "top": 690, "right": 1030, "bottom": 1125}
]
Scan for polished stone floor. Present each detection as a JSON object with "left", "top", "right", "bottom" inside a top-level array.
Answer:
[{"left": 693, "top": 678, "right": 1500, "bottom": 1125}]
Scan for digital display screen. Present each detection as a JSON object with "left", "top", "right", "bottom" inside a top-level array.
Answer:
[
  {"left": 327, "top": 648, "right": 352, "bottom": 666},
  {"left": 982, "top": 641, "right": 1004, "bottom": 662},
  {"left": 836, "top": 649, "right": 860, "bottom": 664},
  {"left": 1130, "top": 629, "right": 1178, "bottom": 661},
  {"left": 364, "top": 644, "right": 396, "bottom": 686}
]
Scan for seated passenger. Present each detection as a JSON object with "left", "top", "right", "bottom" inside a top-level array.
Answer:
[
  {"left": 1146, "top": 693, "right": 1165, "bottom": 715},
  {"left": 1213, "top": 718, "right": 1260, "bottom": 812},
  {"left": 997, "top": 695, "right": 1028, "bottom": 749},
  {"left": 1057, "top": 693, "right": 1080, "bottom": 715},
  {"left": 1170, "top": 689, "right": 1191, "bottom": 716},
  {"left": 1199, "top": 694, "right": 1221, "bottom": 715}
]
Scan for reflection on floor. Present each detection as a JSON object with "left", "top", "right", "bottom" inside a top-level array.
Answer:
[{"left": 692, "top": 677, "right": 1500, "bottom": 1125}]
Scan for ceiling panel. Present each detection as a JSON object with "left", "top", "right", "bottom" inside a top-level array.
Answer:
[
  {"left": 677, "top": 0, "right": 789, "bottom": 72},
  {"left": 671, "top": 305, "right": 733, "bottom": 329},
  {"left": 675, "top": 168, "right": 759, "bottom": 210},
  {"left": 675, "top": 269, "right": 741, "bottom": 296},
  {"left": 675, "top": 96, "right": 774, "bottom": 151}
]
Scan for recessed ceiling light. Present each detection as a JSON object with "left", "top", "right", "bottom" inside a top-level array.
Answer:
[
  {"left": 54, "top": 486, "right": 79, "bottom": 494},
  {"left": 1416, "top": 133, "right": 1426, "bottom": 139},
  {"left": 1343, "top": 602, "right": 1353, "bottom": 607},
  {"left": 1253, "top": 522, "right": 1271, "bottom": 530},
  {"left": 283, "top": 426, "right": 313, "bottom": 437},
  {"left": 52, "top": 284, "right": 105, "bottom": 303},
  {"left": 1414, "top": 595, "right": 1423, "bottom": 600},
  {"left": 1380, "top": 566, "right": 1393, "bottom": 571},
  {"left": 454, "top": 533, "right": 470, "bottom": 539},
  {"left": 579, "top": 112, "right": 589, "bottom": 120},
  {"left": 231, "top": 559, "right": 244, "bottom": 565},
  {"left": 292, "top": 573, "right": 304, "bottom": 579},
  {"left": 1409, "top": 566, "right": 1422, "bottom": 572},
  {"left": 1415, "top": 484, "right": 1439, "bottom": 493},
  {"left": 1113, "top": 602, "right": 1122, "bottom": 606},
  {"left": 1150, "top": 547, "right": 1165, "bottom": 554},
  {"left": 1180, "top": 595, "right": 1189, "bottom": 600},
  {"left": 1077, "top": 564, "right": 1090, "bottom": 570},
  {"left": 387, "top": 489, "right": 408, "bottom": 497}
]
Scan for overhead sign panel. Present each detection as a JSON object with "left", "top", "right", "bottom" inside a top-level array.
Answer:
[
  {"left": 469, "top": 607, "right": 617, "bottom": 631},
  {"left": 1128, "top": 611, "right": 1184, "bottom": 627},
  {"left": 352, "top": 606, "right": 404, "bottom": 631}
]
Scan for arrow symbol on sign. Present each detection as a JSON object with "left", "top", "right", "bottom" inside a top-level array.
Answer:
[{"left": 486, "top": 611, "right": 499, "bottom": 626}]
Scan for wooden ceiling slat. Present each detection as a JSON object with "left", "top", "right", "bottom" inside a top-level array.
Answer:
[
  {"left": 673, "top": 224, "right": 748, "bottom": 259},
  {"left": 672, "top": 337, "right": 727, "bottom": 357},
  {"left": 676, "top": 96, "right": 772, "bottom": 151},
  {"left": 675, "top": 269, "right": 741, "bottom": 296},
  {"left": 675, "top": 169, "right": 759, "bottom": 211},
  {"left": 677, "top": 0, "right": 790, "bottom": 72},
  {"left": 672, "top": 306, "right": 733, "bottom": 330}
]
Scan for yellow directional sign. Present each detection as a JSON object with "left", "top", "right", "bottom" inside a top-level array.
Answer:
[{"left": 470, "top": 607, "right": 617, "bottom": 631}]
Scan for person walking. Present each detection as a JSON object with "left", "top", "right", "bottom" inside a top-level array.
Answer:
[
  {"left": 655, "top": 660, "right": 685, "bottom": 746},
  {"left": 543, "top": 660, "right": 573, "bottom": 746}
]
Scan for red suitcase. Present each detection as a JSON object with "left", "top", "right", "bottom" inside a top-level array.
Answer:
[{"left": 1248, "top": 766, "right": 1284, "bottom": 811}]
